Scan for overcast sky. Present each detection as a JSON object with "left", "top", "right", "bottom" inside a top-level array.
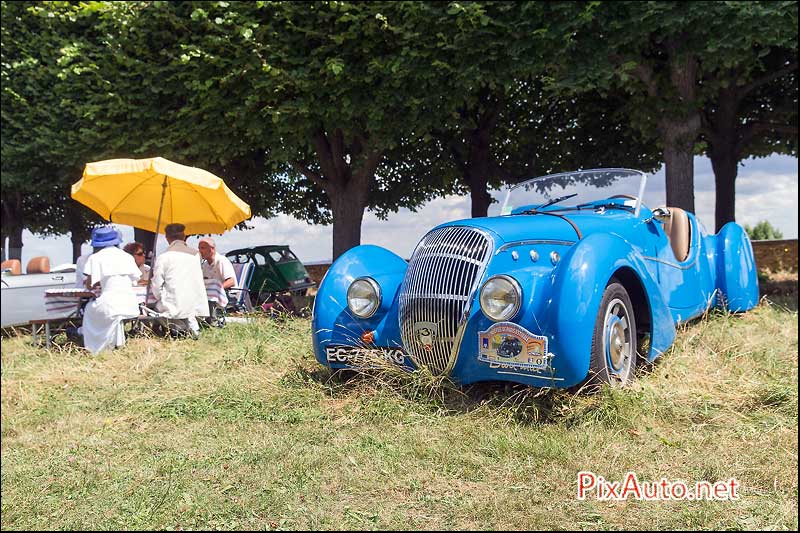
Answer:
[{"left": 13, "top": 154, "right": 798, "bottom": 268}]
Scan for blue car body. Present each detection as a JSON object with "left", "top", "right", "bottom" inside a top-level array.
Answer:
[{"left": 312, "top": 170, "right": 759, "bottom": 389}]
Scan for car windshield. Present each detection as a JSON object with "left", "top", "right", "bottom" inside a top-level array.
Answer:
[{"left": 501, "top": 169, "right": 647, "bottom": 216}]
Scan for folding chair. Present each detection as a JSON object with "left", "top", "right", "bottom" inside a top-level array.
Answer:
[{"left": 226, "top": 262, "right": 255, "bottom": 313}]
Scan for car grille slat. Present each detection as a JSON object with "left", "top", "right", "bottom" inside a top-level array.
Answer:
[{"left": 399, "top": 226, "right": 492, "bottom": 374}]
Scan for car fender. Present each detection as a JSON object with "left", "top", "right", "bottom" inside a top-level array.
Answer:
[
  {"left": 547, "top": 233, "right": 676, "bottom": 384},
  {"left": 311, "top": 245, "right": 407, "bottom": 366},
  {"left": 715, "top": 222, "right": 759, "bottom": 312}
]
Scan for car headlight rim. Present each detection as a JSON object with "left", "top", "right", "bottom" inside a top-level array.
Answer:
[
  {"left": 479, "top": 274, "right": 522, "bottom": 322},
  {"left": 347, "top": 276, "right": 382, "bottom": 318}
]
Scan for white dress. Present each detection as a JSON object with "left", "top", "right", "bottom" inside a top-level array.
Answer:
[{"left": 81, "top": 247, "right": 141, "bottom": 354}]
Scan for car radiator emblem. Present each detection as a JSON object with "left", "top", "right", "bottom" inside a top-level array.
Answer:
[{"left": 413, "top": 322, "right": 438, "bottom": 352}]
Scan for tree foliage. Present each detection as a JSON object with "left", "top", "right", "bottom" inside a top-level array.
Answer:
[
  {"left": 552, "top": 1, "right": 798, "bottom": 216},
  {"left": 1, "top": 1, "right": 277, "bottom": 257},
  {"left": 376, "top": 3, "right": 661, "bottom": 217},
  {"left": 699, "top": 2, "right": 797, "bottom": 230},
  {"left": 745, "top": 220, "right": 784, "bottom": 241},
  {"left": 140, "top": 1, "right": 466, "bottom": 258},
  {"left": 1, "top": 1, "right": 112, "bottom": 258},
  {"left": 2, "top": 1, "right": 796, "bottom": 262}
]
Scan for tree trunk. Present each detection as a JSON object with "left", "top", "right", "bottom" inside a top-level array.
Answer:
[
  {"left": 661, "top": 127, "right": 696, "bottom": 213},
  {"left": 1, "top": 193, "right": 24, "bottom": 261},
  {"left": 465, "top": 126, "right": 493, "bottom": 218},
  {"left": 3, "top": 226, "right": 23, "bottom": 262},
  {"left": 0, "top": 228, "right": 9, "bottom": 263},
  {"left": 710, "top": 150, "right": 737, "bottom": 232},
  {"left": 467, "top": 172, "right": 492, "bottom": 218},
  {"left": 330, "top": 193, "right": 367, "bottom": 260},
  {"left": 463, "top": 90, "right": 500, "bottom": 218},
  {"left": 68, "top": 210, "right": 90, "bottom": 262},
  {"left": 134, "top": 227, "right": 157, "bottom": 262},
  {"left": 307, "top": 128, "right": 382, "bottom": 261},
  {"left": 705, "top": 86, "right": 741, "bottom": 233},
  {"left": 71, "top": 234, "right": 84, "bottom": 262},
  {"left": 327, "top": 157, "right": 375, "bottom": 261},
  {"left": 658, "top": 49, "right": 700, "bottom": 213}
]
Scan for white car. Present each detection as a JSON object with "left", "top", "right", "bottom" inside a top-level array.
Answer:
[{"left": 1, "top": 263, "right": 77, "bottom": 328}]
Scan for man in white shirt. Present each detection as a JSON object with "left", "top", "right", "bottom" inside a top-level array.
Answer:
[
  {"left": 198, "top": 237, "right": 236, "bottom": 289},
  {"left": 198, "top": 237, "right": 237, "bottom": 326},
  {"left": 150, "top": 223, "right": 208, "bottom": 336}
]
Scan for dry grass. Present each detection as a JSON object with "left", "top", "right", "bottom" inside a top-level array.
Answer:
[{"left": 1, "top": 298, "right": 797, "bottom": 530}]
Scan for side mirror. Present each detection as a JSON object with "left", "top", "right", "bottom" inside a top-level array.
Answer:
[{"left": 646, "top": 207, "right": 670, "bottom": 225}]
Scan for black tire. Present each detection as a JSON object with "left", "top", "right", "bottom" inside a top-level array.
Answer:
[{"left": 583, "top": 279, "right": 637, "bottom": 391}]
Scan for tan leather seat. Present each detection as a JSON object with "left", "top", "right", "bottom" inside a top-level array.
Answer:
[
  {"left": 26, "top": 256, "right": 51, "bottom": 274},
  {"left": 1, "top": 259, "right": 21, "bottom": 275},
  {"left": 657, "top": 207, "right": 691, "bottom": 262}
]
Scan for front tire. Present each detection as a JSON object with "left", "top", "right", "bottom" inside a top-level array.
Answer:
[{"left": 585, "top": 280, "right": 637, "bottom": 390}]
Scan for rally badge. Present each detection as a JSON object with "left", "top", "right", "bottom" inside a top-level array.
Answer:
[{"left": 478, "top": 322, "right": 553, "bottom": 372}]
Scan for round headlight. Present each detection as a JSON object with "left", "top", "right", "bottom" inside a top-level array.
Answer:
[
  {"left": 347, "top": 277, "right": 381, "bottom": 318},
  {"left": 479, "top": 275, "right": 522, "bottom": 322}
]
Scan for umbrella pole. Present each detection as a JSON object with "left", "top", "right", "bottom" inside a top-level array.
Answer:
[{"left": 143, "top": 176, "right": 168, "bottom": 310}]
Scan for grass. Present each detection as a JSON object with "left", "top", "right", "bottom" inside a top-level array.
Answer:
[{"left": 1, "top": 296, "right": 797, "bottom": 530}]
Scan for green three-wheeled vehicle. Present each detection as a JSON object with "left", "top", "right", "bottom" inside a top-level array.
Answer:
[{"left": 225, "top": 245, "right": 316, "bottom": 314}]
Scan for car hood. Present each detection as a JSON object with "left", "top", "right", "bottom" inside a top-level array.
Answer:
[{"left": 435, "top": 210, "right": 639, "bottom": 245}]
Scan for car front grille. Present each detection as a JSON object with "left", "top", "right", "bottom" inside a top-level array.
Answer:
[{"left": 398, "top": 226, "right": 492, "bottom": 374}]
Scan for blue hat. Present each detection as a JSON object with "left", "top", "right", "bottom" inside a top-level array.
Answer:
[{"left": 91, "top": 226, "right": 122, "bottom": 248}]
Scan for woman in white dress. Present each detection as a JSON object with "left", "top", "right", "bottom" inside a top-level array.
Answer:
[{"left": 79, "top": 226, "right": 142, "bottom": 354}]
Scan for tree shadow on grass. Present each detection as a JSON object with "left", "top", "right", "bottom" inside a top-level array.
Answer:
[
  {"left": 763, "top": 293, "right": 798, "bottom": 312},
  {"left": 759, "top": 273, "right": 798, "bottom": 312},
  {"left": 286, "top": 293, "right": 800, "bottom": 427},
  {"left": 281, "top": 363, "right": 587, "bottom": 426}
]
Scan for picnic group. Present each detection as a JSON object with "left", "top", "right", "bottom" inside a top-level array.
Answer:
[{"left": 70, "top": 223, "right": 237, "bottom": 354}]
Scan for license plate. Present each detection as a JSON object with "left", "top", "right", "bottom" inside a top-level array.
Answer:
[{"left": 325, "top": 346, "right": 407, "bottom": 366}]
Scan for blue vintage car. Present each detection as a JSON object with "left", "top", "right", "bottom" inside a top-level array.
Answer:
[{"left": 312, "top": 169, "right": 759, "bottom": 389}]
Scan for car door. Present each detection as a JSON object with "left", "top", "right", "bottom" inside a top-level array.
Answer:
[{"left": 650, "top": 215, "right": 712, "bottom": 321}]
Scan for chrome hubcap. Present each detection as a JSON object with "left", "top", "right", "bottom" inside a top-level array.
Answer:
[
  {"left": 609, "top": 321, "right": 625, "bottom": 370},
  {"left": 604, "top": 298, "right": 632, "bottom": 381}
]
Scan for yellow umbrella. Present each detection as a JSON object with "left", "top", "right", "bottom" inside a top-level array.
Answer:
[{"left": 71, "top": 156, "right": 251, "bottom": 235}]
